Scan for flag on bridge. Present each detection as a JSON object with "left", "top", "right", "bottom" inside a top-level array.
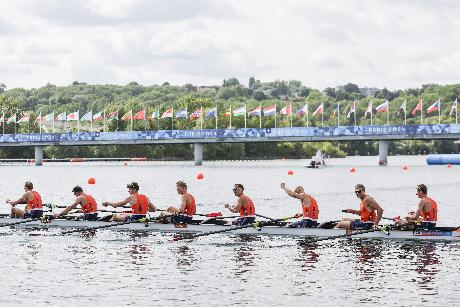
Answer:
[
  {"left": 121, "top": 110, "right": 132, "bottom": 121},
  {"left": 93, "top": 112, "right": 103, "bottom": 121},
  {"left": 397, "top": 100, "right": 407, "bottom": 125},
  {"left": 81, "top": 111, "right": 93, "bottom": 121},
  {"left": 248, "top": 106, "right": 261, "bottom": 117},
  {"left": 312, "top": 103, "right": 323, "bottom": 117},
  {"left": 133, "top": 110, "right": 146, "bottom": 120},
  {"left": 107, "top": 111, "right": 118, "bottom": 119},
  {"left": 263, "top": 105, "right": 276, "bottom": 116},
  {"left": 0, "top": 113, "right": 4, "bottom": 126},
  {"left": 279, "top": 104, "right": 291, "bottom": 115},
  {"left": 67, "top": 111, "right": 79, "bottom": 121},
  {"left": 206, "top": 107, "right": 217, "bottom": 118},
  {"left": 347, "top": 101, "right": 355, "bottom": 119},
  {"left": 233, "top": 106, "right": 246, "bottom": 117},
  {"left": 161, "top": 108, "right": 173, "bottom": 119},
  {"left": 375, "top": 100, "right": 389, "bottom": 113},
  {"left": 427, "top": 99, "right": 440, "bottom": 114},
  {"left": 189, "top": 108, "right": 202, "bottom": 120},
  {"left": 7, "top": 114, "right": 16, "bottom": 123},
  {"left": 296, "top": 104, "right": 308, "bottom": 116},
  {"left": 175, "top": 109, "right": 187, "bottom": 119},
  {"left": 18, "top": 113, "right": 30, "bottom": 123},
  {"left": 224, "top": 106, "right": 231, "bottom": 117},
  {"left": 450, "top": 98, "right": 458, "bottom": 116},
  {"left": 55, "top": 112, "right": 66, "bottom": 122},
  {"left": 364, "top": 101, "right": 373, "bottom": 117},
  {"left": 150, "top": 110, "right": 159, "bottom": 119},
  {"left": 411, "top": 99, "right": 423, "bottom": 115}
]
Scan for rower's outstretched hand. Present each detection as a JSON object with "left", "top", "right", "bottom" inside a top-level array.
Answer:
[
  {"left": 280, "top": 183, "right": 286, "bottom": 189},
  {"left": 224, "top": 204, "right": 230, "bottom": 209}
]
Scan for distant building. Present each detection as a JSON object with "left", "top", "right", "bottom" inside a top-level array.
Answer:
[
  {"left": 197, "top": 86, "right": 217, "bottom": 93},
  {"left": 335, "top": 85, "right": 379, "bottom": 97}
]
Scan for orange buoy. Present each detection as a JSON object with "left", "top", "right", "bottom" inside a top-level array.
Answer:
[
  {"left": 123, "top": 162, "right": 128, "bottom": 166},
  {"left": 88, "top": 178, "right": 96, "bottom": 185},
  {"left": 197, "top": 173, "right": 204, "bottom": 180},
  {"left": 447, "top": 164, "right": 452, "bottom": 168},
  {"left": 350, "top": 167, "right": 356, "bottom": 173},
  {"left": 402, "top": 165, "right": 408, "bottom": 170},
  {"left": 287, "top": 170, "right": 294, "bottom": 175}
]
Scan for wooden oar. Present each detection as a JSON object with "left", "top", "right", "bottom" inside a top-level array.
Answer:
[
  {"left": 301, "top": 225, "right": 391, "bottom": 244},
  {"left": 174, "top": 215, "right": 296, "bottom": 241}
]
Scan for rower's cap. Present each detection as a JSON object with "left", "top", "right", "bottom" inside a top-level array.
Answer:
[
  {"left": 72, "top": 186, "right": 83, "bottom": 193},
  {"left": 127, "top": 182, "right": 139, "bottom": 190}
]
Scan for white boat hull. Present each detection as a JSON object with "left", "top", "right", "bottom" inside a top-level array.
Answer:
[{"left": 1, "top": 218, "right": 459, "bottom": 240}]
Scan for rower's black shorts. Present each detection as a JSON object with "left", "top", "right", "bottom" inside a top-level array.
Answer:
[
  {"left": 289, "top": 219, "right": 318, "bottom": 228},
  {"left": 83, "top": 213, "right": 98, "bottom": 221},
  {"left": 24, "top": 210, "right": 43, "bottom": 219},
  {"left": 350, "top": 220, "right": 373, "bottom": 230},
  {"left": 126, "top": 214, "right": 146, "bottom": 222},
  {"left": 232, "top": 217, "right": 256, "bottom": 226},
  {"left": 171, "top": 214, "right": 193, "bottom": 224}
]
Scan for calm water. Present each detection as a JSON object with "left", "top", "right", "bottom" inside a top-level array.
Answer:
[{"left": 0, "top": 156, "right": 459, "bottom": 306}]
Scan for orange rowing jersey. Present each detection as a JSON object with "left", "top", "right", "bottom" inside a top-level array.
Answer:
[
  {"left": 239, "top": 195, "right": 256, "bottom": 217},
  {"left": 131, "top": 193, "right": 149, "bottom": 215},
  {"left": 421, "top": 197, "right": 438, "bottom": 223},
  {"left": 302, "top": 195, "right": 319, "bottom": 220},
  {"left": 82, "top": 193, "right": 97, "bottom": 213},
  {"left": 183, "top": 194, "right": 196, "bottom": 216},
  {"left": 27, "top": 191, "right": 43, "bottom": 210},
  {"left": 360, "top": 198, "right": 376, "bottom": 222}
]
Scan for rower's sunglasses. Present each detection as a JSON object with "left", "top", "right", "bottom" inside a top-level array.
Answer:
[
  {"left": 416, "top": 187, "right": 421, "bottom": 192},
  {"left": 355, "top": 190, "right": 363, "bottom": 194},
  {"left": 233, "top": 187, "right": 241, "bottom": 192}
]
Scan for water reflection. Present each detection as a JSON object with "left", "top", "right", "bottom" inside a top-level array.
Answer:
[
  {"left": 400, "top": 241, "right": 440, "bottom": 295},
  {"left": 233, "top": 236, "right": 258, "bottom": 279},
  {"left": 297, "top": 243, "right": 320, "bottom": 271},
  {"left": 174, "top": 245, "right": 200, "bottom": 274}
]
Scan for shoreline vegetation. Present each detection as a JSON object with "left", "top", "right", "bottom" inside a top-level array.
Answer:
[{"left": 0, "top": 79, "right": 459, "bottom": 160}]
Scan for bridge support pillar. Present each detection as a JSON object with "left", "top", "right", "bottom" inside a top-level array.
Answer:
[
  {"left": 34, "top": 146, "right": 43, "bottom": 166},
  {"left": 378, "top": 140, "right": 388, "bottom": 166},
  {"left": 194, "top": 143, "right": 203, "bottom": 166}
]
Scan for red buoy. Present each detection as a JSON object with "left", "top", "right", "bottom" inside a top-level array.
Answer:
[
  {"left": 447, "top": 164, "right": 452, "bottom": 168},
  {"left": 287, "top": 170, "right": 294, "bottom": 175},
  {"left": 197, "top": 173, "right": 204, "bottom": 180},
  {"left": 350, "top": 167, "right": 356, "bottom": 173},
  {"left": 88, "top": 178, "right": 96, "bottom": 185}
]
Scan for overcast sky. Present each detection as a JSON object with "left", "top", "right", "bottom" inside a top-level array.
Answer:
[{"left": 0, "top": 0, "right": 459, "bottom": 90}]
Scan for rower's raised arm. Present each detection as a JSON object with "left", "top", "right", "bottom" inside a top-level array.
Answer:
[{"left": 6, "top": 192, "right": 28, "bottom": 206}]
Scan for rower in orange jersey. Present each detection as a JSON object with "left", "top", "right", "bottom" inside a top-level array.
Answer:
[
  {"left": 7, "top": 181, "right": 43, "bottom": 219},
  {"left": 53, "top": 186, "right": 99, "bottom": 221},
  {"left": 405, "top": 184, "right": 438, "bottom": 230},
  {"left": 336, "top": 184, "right": 384, "bottom": 231},
  {"left": 280, "top": 183, "right": 319, "bottom": 228},
  {"left": 102, "top": 182, "right": 156, "bottom": 222},
  {"left": 224, "top": 184, "right": 256, "bottom": 226},
  {"left": 166, "top": 181, "right": 196, "bottom": 224}
]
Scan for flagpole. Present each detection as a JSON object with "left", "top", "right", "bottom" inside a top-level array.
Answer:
[
  {"left": 130, "top": 110, "right": 133, "bottom": 131},
  {"left": 306, "top": 102, "right": 309, "bottom": 127},
  {"left": 52, "top": 112, "right": 55, "bottom": 133},
  {"left": 259, "top": 103, "right": 262, "bottom": 129},
  {"left": 387, "top": 101, "right": 390, "bottom": 126},
  {"left": 157, "top": 104, "right": 160, "bottom": 131},
  {"left": 116, "top": 110, "right": 119, "bottom": 131},
  {"left": 28, "top": 113, "right": 30, "bottom": 133},
  {"left": 337, "top": 102, "right": 340, "bottom": 126},
  {"left": 289, "top": 102, "right": 293, "bottom": 128},
  {"left": 244, "top": 104, "right": 247, "bottom": 129},
  {"left": 421, "top": 99, "right": 423, "bottom": 125},
  {"left": 404, "top": 99, "right": 407, "bottom": 125},
  {"left": 2, "top": 110, "right": 4, "bottom": 134},
  {"left": 77, "top": 111, "right": 80, "bottom": 132},
  {"left": 230, "top": 105, "right": 232, "bottom": 128},
  {"left": 144, "top": 108, "right": 147, "bottom": 131},
  {"left": 171, "top": 107, "right": 174, "bottom": 131},
  {"left": 103, "top": 110, "right": 106, "bottom": 132},
  {"left": 215, "top": 106, "right": 218, "bottom": 129},
  {"left": 456, "top": 99, "right": 458, "bottom": 124},
  {"left": 321, "top": 103, "right": 324, "bottom": 127},
  {"left": 438, "top": 99, "right": 441, "bottom": 124},
  {"left": 370, "top": 101, "right": 373, "bottom": 126},
  {"left": 39, "top": 112, "right": 42, "bottom": 133},
  {"left": 353, "top": 100, "right": 357, "bottom": 126},
  {"left": 274, "top": 102, "right": 277, "bottom": 128},
  {"left": 200, "top": 106, "right": 203, "bottom": 129}
]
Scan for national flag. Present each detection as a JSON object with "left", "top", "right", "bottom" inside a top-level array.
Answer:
[
  {"left": 296, "top": 104, "right": 308, "bottom": 116},
  {"left": 175, "top": 109, "right": 187, "bottom": 119},
  {"left": 332, "top": 103, "right": 340, "bottom": 119},
  {"left": 364, "top": 101, "right": 373, "bottom": 117},
  {"left": 151, "top": 110, "right": 159, "bottom": 119},
  {"left": 55, "top": 112, "right": 66, "bottom": 121},
  {"left": 311, "top": 103, "right": 323, "bottom": 117},
  {"left": 224, "top": 107, "right": 232, "bottom": 117},
  {"left": 347, "top": 101, "right": 356, "bottom": 119},
  {"left": 206, "top": 107, "right": 217, "bottom": 118},
  {"left": 0, "top": 114, "right": 3, "bottom": 126},
  {"left": 397, "top": 101, "right": 406, "bottom": 115},
  {"left": 427, "top": 99, "right": 440, "bottom": 114},
  {"left": 44, "top": 113, "right": 54, "bottom": 122},
  {"left": 107, "top": 111, "right": 118, "bottom": 119},
  {"left": 93, "top": 112, "right": 103, "bottom": 121},
  {"left": 233, "top": 106, "right": 246, "bottom": 117},
  {"left": 263, "top": 105, "right": 276, "bottom": 116},
  {"left": 66, "top": 111, "right": 79, "bottom": 121},
  {"left": 80, "top": 111, "right": 93, "bottom": 121},
  {"left": 190, "top": 108, "right": 202, "bottom": 120},
  {"left": 161, "top": 108, "right": 173, "bottom": 119},
  {"left": 248, "top": 106, "right": 261, "bottom": 117},
  {"left": 18, "top": 114, "right": 30, "bottom": 123},
  {"left": 375, "top": 100, "right": 389, "bottom": 113},
  {"left": 121, "top": 110, "right": 132, "bottom": 121},
  {"left": 450, "top": 98, "right": 458, "bottom": 116},
  {"left": 133, "top": 110, "right": 146, "bottom": 120},
  {"left": 7, "top": 114, "right": 17, "bottom": 123},
  {"left": 411, "top": 99, "right": 423, "bottom": 115},
  {"left": 279, "top": 104, "right": 291, "bottom": 115},
  {"left": 34, "top": 114, "right": 42, "bottom": 124}
]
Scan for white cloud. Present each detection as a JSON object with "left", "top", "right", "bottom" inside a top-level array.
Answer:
[{"left": 0, "top": 0, "right": 459, "bottom": 90}]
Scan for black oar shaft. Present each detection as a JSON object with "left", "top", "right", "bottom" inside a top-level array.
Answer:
[{"left": 60, "top": 220, "right": 135, "bottom": 235}]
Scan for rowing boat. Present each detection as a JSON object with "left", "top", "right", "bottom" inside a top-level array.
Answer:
[{"left": 0, "top": 217, "right": 459, "bottom": 240}]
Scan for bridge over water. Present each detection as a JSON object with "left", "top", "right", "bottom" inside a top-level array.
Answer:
[{"left": 1, "top": 124, "right": 459, "bottom": 166}]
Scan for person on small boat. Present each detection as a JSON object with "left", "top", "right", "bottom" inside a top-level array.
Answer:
[
  {"left": 164, "top": 181, "right": 196, "bottom": 224},
  {"left": 224, "top": 184, "right": 256, "bottom": 225},
  {"left": 53, "top": 186, "right": 98, "bottom": 221},
  {"left": 336, "top": 184, "right": 384, "bottom": 231},
  {"left": 280, "top": 183, "right": 319, "bottom": 228},
  {"left": 403, "top": 184, "right": 438, "bottom": 230},
  {"left": 7, "top": 181, "right": 43, "bottom": 219},
  {"left": 102, "top": 182, "right": 156, "bottom": 222}
]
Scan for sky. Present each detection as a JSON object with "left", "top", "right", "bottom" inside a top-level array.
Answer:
[{"left": 0, "top": 0, "right": 459, "bottom": 90}]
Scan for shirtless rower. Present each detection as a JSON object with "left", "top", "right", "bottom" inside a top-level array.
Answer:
[
  {"left": 53, "top": 186, "right": 98, "bottom": 221},
  {"left": 224, "top": 184, "right": 256, "bottom": 225},
  {"left": 165, "top": 181, "right": 196, "bottom": 224},
  {"left": 336, "top": 184, "right": 384, "bottom": 231},
  {"left": 102, "top": 182, "right": 156, "bottom": 222},
  {"left": 7, "top": 181, "right": 43, "bottom": 219},
  {"left": 403, "top": 184, "right": 438, "bottom": 230},
  {"left": 280, "top": 183, "right": 319, "bottom": 228}
]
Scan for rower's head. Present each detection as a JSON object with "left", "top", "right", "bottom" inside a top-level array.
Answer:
[
  {"left": 233, "top": 184, "right": 244, "bottom": 196},
  {"left": 416, "top": 184, "right": 427, "bottom": 198},
  {"left": 127, "top": 182, "right": 139, "bottom": 194},
  {"left": 72, "top": 185, "right": 83, "bottom": 196},
  {"left": 354, "top": 184, "right": 366, "bottom": 199},
  {"left": 24, "top": 181, "right": 33, "bottom": 191},
  {"left": 294, "top": 186, "right": 304, "bottom": 194},
  {"left": 176, "top": 181, "right": 187, "bottom": 195}
]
